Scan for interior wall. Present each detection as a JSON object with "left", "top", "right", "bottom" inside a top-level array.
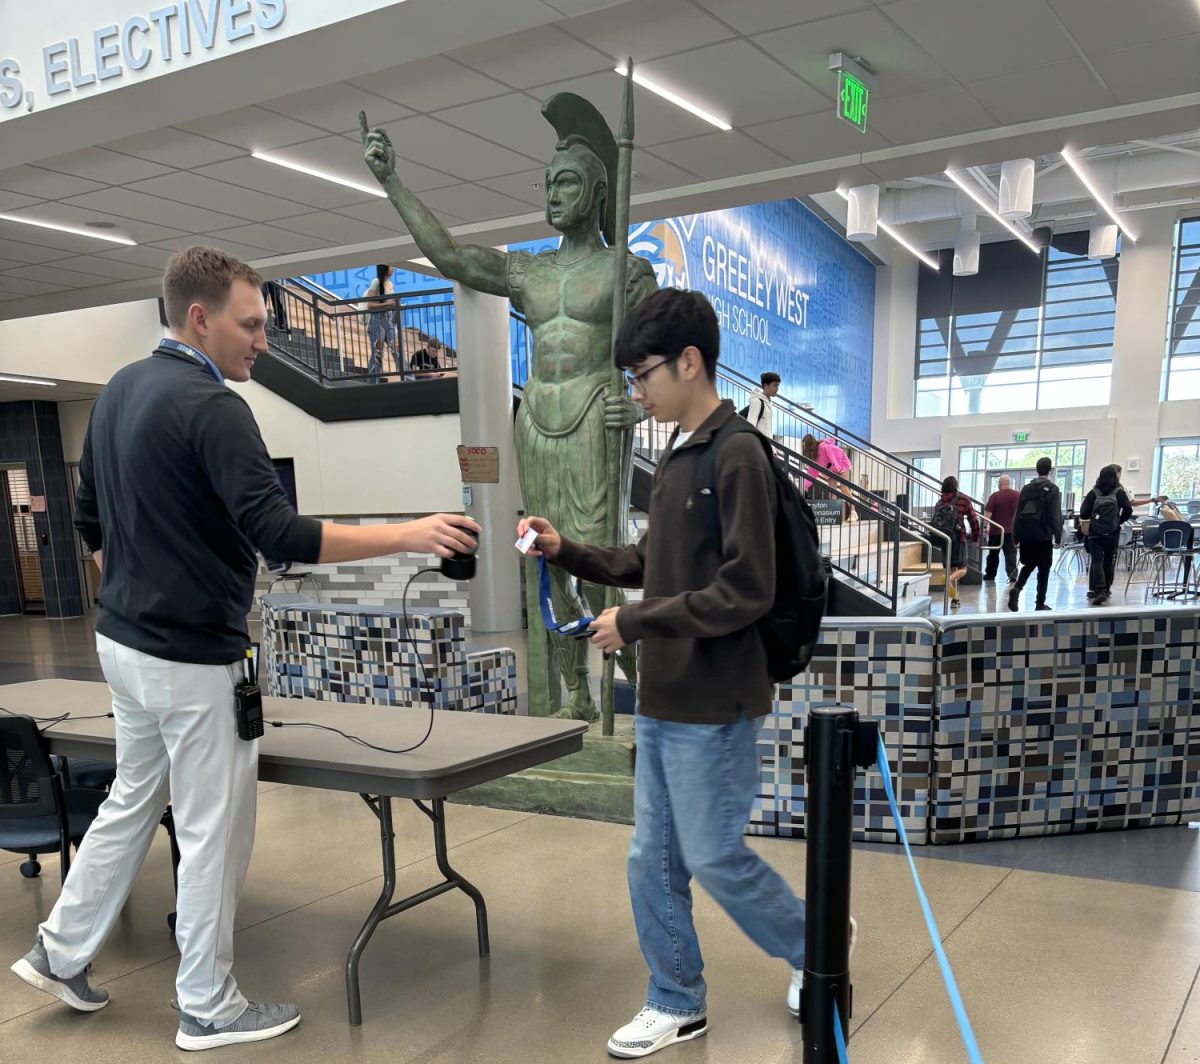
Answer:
[{"left": 871, "top": 207, "right": 1200, "bottom": 500}]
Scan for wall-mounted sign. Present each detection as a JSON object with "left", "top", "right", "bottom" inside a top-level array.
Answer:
[
  {"left": 457, "top": 446, "right": 499, "bottom": 484},
  {"left": 1012, "top": 431, "right": 1031, "bottom": 443},
  {"left": 29, "top": 495, "right": 46, "bottom": 513},
  {"left": 837, "top": 69, "right": 869, "bottom": 133},
  {"left": 1, "top": 0, "right": 287, "bottom": 115},
  {"left": 809, "top": 500, "right": 844, "bottom": 527}
]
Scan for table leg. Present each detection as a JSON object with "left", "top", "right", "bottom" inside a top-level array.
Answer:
[
  {"left": 430, "top": 797, "right": 490, "bottom": 957},
  {"left": 346, "top": 795, "right": 397, "bottom": 1026}
]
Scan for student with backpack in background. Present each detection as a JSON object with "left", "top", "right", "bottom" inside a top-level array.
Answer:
[
  {"left": 1008, "top": 457, "right": 1064, "bottom": 613},
  {"left": 1078, "top": 464, "right": 1132, "bottom": 605},
  {"left": 930, "top": 475, "right": 979, "bottom": 609},
  {"left": 517, "top": 288, "right": 837, "bottom": 1060},
  {"left": 740, "top": 371, "right": 780, "bottom": 436}
]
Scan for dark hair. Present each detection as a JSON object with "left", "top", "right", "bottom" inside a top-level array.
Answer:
[
  {"left": 162, "top": 246, "right": 262, "bottom": 330},
  {"left": 375, "top": 264, "right": 391, "bottom": 285},
  {"left": 614, "top": 288, "right": 719, "bottom": 379},
  {"left": 941, "top": 475, "right": 958, "bottom": 494},
  {"left": 1095, "top": 464, "right": 1120, "bottom": 494},
  {"left": 1036, "top": 457, "right": 1053, "bottom": 476},
  {"left": 761, "top": 372, "right": 781, "bottom": 387}
]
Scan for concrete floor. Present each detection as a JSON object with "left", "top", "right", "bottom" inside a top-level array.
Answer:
[{"left": 3, "top": 612, "right": 1200, "bottom": 1062}]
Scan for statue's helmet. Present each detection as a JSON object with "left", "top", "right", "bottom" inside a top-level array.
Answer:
[{"left": 541, "top": 93, "right": 618, "bottom": 245}]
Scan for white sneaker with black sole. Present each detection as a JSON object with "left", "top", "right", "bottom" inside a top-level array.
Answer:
[
  {"left": 788, "top": 916, "right": 858, "bottom": 1017},
  {"left": 607, "top": 1006, "right": 708, "bottom": 1058}
]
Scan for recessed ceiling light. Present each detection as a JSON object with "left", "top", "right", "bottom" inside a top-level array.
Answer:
[
  {"left": 614, "top": 64, "right": 732, "bottom": 131},
  {"left": 836, "top": 188, "right": 939, "bottom": 270},
  {"left": 251, "top": 151, "right": 387, "bottom": 197},
  {"left": 944, "top": 170, "right": 1040, "bottom": 253},
  {"left": 0, "top": 374, "right": 56, "bottom": 387},
  {"left": 0, "top": 212, "right": 136, "bottom": 246},
  {"left": 1060, "top": 147, "right": 1137, "bottom": 242},
  {"left": 85, "top": 221, "right": 117, "bottom": 229}
]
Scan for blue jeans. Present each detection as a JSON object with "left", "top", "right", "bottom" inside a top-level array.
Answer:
[{"left": 629, "top": 713, "right": 806, "bottom": 1016}]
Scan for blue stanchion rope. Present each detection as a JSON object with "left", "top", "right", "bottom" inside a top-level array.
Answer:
[
  {"left": 833, "top": 1001, "right": 850, "bottom": 1064},
  {"left": 876, "top": 731, "right": 985, "bottom": 1064}
]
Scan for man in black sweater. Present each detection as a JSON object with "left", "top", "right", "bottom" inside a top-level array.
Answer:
[
  {"left": 10, "top": 247, "right": 478, "bottom": 1051},
  {"left": 1008, "top": 456, "right": 1064, "bottom": 613}
]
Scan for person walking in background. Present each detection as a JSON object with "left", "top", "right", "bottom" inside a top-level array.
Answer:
[
  {"left": 744, "top": 372, "right": 780, "bottom": 437},
  {"left": 983, "top": 475, "right": 1020, "bottom": 583},
  {"left": 1079, "top": 465, "right": 1132, "bottom": 605},
  {"left": 1008, "top": 457, "right": 1063, "bottom": 613},
  {"left": 930, "top": 475, "right": 979, "bottom": 609},
  {"left": 261, "top": 281, "right": 289, "bottom": 336},
  {"left": 362, "top": 264, "right": 400, "bottom": 381}
]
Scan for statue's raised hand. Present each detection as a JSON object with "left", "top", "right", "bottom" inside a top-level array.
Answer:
[
  {"left": 604, "top": 394, "right": 645, "bottom": 431},
  {"left": 359, "top": 111, "right": 395, "bottom": 185}
]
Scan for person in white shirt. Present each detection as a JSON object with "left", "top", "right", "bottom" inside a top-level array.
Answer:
[{"left": 745, "top": 372, "right": 780, "bottom": 437}]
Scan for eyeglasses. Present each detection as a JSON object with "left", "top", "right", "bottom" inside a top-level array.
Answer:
[{"left": 624, "top": 353, "right": 680, "bottom": 391}]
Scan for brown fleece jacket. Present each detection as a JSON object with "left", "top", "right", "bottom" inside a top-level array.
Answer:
[{"left": 554, "top": 400, "right": 776, "bottom": 724}]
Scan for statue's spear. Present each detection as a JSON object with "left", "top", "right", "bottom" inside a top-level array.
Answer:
[{"left": 601, "top": 59, "right": 635, "bottom": 738}]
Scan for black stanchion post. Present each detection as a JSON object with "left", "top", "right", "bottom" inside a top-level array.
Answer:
[{"left": 800, "top": 704, "right": 878, "bottom": 1063}]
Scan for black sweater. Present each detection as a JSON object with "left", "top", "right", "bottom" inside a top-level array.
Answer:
[{"left": 75, "top": 345, "right": 322, "bottom": 664}]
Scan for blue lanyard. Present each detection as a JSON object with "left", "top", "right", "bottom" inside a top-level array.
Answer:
[
  {"left": 161, "top": 338, "right": 224, "bottom": 385},
  {"left": 537, "top": 557, "right": 595, "bottom": 638}
]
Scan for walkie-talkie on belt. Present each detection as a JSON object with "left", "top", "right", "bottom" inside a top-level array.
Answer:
[{"left": 234, "top": 647, "right": 264, "bottom": 741}]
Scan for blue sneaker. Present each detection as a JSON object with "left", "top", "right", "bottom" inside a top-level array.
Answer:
[
  {"left": 10, "top": 936, "right": 109, "bottom": 1012},
  {"left": 175, "top": 1000, "right": 301, "bottom": 1051}
]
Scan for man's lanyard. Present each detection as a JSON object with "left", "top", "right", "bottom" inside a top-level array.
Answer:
[
  {"left": 161, "top": 338, "right": 224, "bottom": 385},
  {"left": 537, "top": 556, "right": 594, "bottom": 638}
]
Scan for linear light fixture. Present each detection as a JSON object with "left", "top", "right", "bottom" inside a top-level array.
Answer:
[
  {"left": 614, "top": 64, "right": 731, "bottom": 131},
  {"left": 836, "top": 188, "right": 939, "bottom": 270},
  {"left": 944, "top": 169, "right": 1040, "bottom": 253},
  {"left": 0, "top": 374, "right": 57, "bottom": 386},
  {"left": 0, "top": 212, "right": 136, "bottom": 246},
  {"left": 251, "top": 151, "right": 387, "bottom": 198},
  {"left": 1060, "top": 147, "right": 1136, "bottom": 242}
]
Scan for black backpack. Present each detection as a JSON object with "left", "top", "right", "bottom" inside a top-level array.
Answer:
[
  {"left": 694, "top": 421, "right": 827, "bottom": 682},
  {"left": 737, "top": 404, "right": 750, "bottom": 418},
  {"left": 1014, "top": 480, "right": 1054, "bottom": 541},
  {"left": 930, "top": 494, "right": 961, "bottom": 539},
  {"left": 1089, "top": 490, "right": 1120, "bottom": 537}
]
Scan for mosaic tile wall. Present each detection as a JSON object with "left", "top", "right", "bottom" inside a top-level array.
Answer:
[
  {"left": 749, "top": 619, "right": 937, "bottom": 845},
  {"left": 931, "top": 609, "right": 1200, "bottom": 843},
  {"left": 261, "top": 595, "right": 516, "bottom": 714}
]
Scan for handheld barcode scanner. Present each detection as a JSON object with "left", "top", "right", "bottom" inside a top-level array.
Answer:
[{"left": 235, "top": 646, "right": 264, "bottom": 741}]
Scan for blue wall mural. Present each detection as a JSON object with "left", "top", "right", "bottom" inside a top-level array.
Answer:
[{"left": 306, "top": 198, "right": 876, "bottom": 436}]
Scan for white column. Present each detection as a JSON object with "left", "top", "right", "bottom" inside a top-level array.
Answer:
[{"left": 452, "top": 281, "right": 522, "bottom": 632}]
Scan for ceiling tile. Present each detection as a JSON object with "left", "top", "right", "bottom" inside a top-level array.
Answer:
[
  {"left": 532, "top": 71, "right": 716, "bottom": 147},
  {"left": 884, "top": 0, "right": 1078, "bottom": 81},
  {"left": 195, "top": 153, "right": 373, "bottom": 210},
  {"left": 259, "top": 81, "right": 413, "bottom": 134},
  {"left": 868, "top": 84, "right": 997, "bottom": 144},
  {"left": 627, "top": 151, "right": 705, "bottom": 190},
  {"left": 0, "top": 202, "right": 180, "bottom": 246},
  {"left": 637, "top": 39, "right": 828, "bottom": 128},
  {"left": 332, "top": 198, "right": 423, "bottom": 231},
  {"left": 104, "top": 128, "right": 245, "bottom": 169},
  {"left": 0, "top": 237, "right": 78, "bottom": 265},
  {"left": 36, "top": 147, "right": 176, "bottom": 185},
  {"left": 753, "top": 9, "right": 953, "bottom": 97},
  {"left": 965, "top": 60, "right": 1116, "bottom": 125},
  {"left": 1047, "top": 0, "right": 1200, "bottom": 55},
  {"left": 0, "top": 166, "right": 105, "bottom": 200},
  {"left": 434, "top": 94, "right": 567, "bottom": 161},
  {"left": 151, "top": 235, "right": 276, "bottom": 262},
  {"left": 64, "top": 187, "right": 249, "bottom": 232},
  {"left": 371, "top": 115, "right": 540, "bottom": 180},
  {"left": 646, "top": 130, "right": 792, "bottom": 181},
  {"left": 1, "top": 264, "right": 113, "bottom": 290},
  {"left": 0, "top": 190, "right": 40, "bottom": 212},
  {"left": 91, "top": 244, "right": 175, "bottom": 269},
  {"left": 744, "top": 111, "right": 890, "bottom": 164},
  {"left": 556, "top": 0, "right": 735, "bottom": 62},
  {"left": 419, "top": 183, "right": 539, "bottom": 223},
  {"left": 349, "top": 56, "right": 510, "bottom": 113},
  {"left": 0, "top": 215, "right": 134, "bottom": 255},
  {"left": 65, "top": 254, "right": 165, "bottom": 282},
  {"left": 0, "top": 275, "right": 64, "bottom": 296},
  {"left": 204, "top": 223, "right": 331, "bottom": 255},
  {"left": 693, "top": 0, "right": 871, "bottom": 35},
  {"left": 449, "top": 25, "right": 613, "bottom": 89},
  {"left": 1090, "top": 35, "right": 1200, "bottom": 105},
  {"left": 267, "top": 211, "right": 394, "bottom": 245},
  {"left": 0, "top": 257, "right": 30, "bottom": 271},
  {"left": 126, "top": 172, "right": 312, "bottom": 223},
  {"left": 177, "top": 107, "right": 331, "bottom": 151},
  {"left": 478, "top": 169, "right": 551, "bottom": 208}
]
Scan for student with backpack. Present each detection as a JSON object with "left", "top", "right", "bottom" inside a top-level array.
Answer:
[
  {"left": 517, "top": 288, "right": 836, "bottom": 1060},
  {"left": 930, "top": 476, "right": 980, "bottom": 608},
  {"left": 1078, "top": 464, "right": 1132, "bottom": 605},
  {"left": 739, "top": 371, "right": 780, "bottom": 436},
  {"left": 1007, "top": 457, "right": 1064, "bottom": 612}
]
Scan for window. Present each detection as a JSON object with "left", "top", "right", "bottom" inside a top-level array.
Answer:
[
  {"left": 916, "top": 239, "right": 1118, "bottom": 417},
  {"left": 1165, "top": 217, "right": 1200, "bottom": 401},
  {"left": 1153, "top": 439, "right": 1200, "bottom": 503},
  {"left": 958, "top": 441, "right": 1087, "bottom": 512},
  {"left": 906, "top": 451, "right": 941, "bottom": 482}
]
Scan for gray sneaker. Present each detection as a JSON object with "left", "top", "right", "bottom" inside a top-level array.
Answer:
[
  {"left": 10, "top": 936, "right": 109, "bottom": 1012},
  {"left": 176, "top": 1001, "right": 301, "bottom": 1051}
]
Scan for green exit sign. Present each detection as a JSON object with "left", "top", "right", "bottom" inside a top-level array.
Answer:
[
  {"left": 837, "top": 69, "right": 869, "bottom": 132},
  {"left": 1013, "top": 431, "right": 1031, "bottom": 443}
]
